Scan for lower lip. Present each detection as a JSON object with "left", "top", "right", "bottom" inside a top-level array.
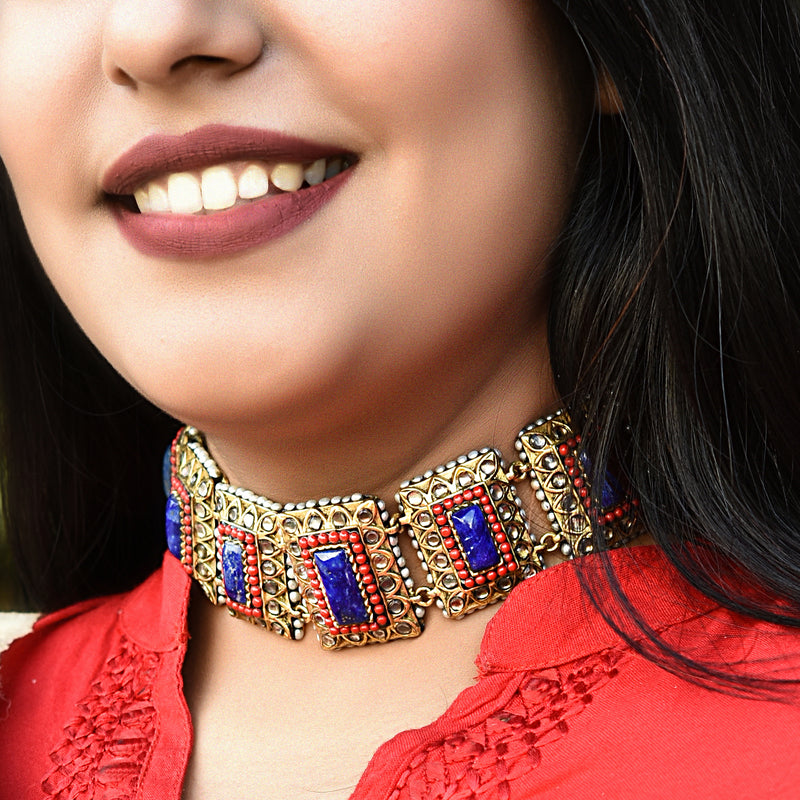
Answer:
[{"left": 110, "top": 168, "right": 353, "bottom": 258}]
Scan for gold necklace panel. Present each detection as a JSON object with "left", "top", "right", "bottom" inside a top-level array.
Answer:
[
  {"left": 214, "top": 487, "right": 422, "bottom": 650},
  {"left": 397, "top": 447, "right": 540, "bottom": 618}
]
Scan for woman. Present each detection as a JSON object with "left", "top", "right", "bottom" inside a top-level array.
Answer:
[{"left": 1, "top": 0, "right": 799, "bottom": 797}]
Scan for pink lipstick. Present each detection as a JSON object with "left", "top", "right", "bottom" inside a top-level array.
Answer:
[{"left": 103, "top": 125, "right": 354, "bottom": 258}]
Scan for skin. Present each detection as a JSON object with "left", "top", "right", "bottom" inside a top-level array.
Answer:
[{"left": 0, "top": 0, "right": 604, "bottom": 796}]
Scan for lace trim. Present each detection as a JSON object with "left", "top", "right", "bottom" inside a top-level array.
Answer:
[
  {"left": 42, "top": 635, "right": 160, "bottom": 800},
  {"left": 389, "top": 647, "right": 628, "bottom": 800}
]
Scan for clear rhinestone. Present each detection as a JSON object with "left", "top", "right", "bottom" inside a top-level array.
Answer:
[
  {"left": 264, "top": 580, "right": 279, "bottom": 595},
  {"left": 531, "top": 434, "right": 546, "bottom": 449},
  {"left": 262, "top": 560, "right": 277, "bottom": 576},
  {"left": 569, "top": 515, "right": 585, "bottom": 532},
  {"left": 442, "top": 574, "right": 458, "bottom": 590},
  {"left": 372, "top": 553, "right": 389, "bottom": 570},
  {"left": 432, "top": 483, "right": 448, "bottom": 498},
  {"left": 357, "top": 507, "right": 374, "bottom": 524},
  {"left": 434, "top": 554, "right": 450, "bottom": 569},
  {"left": 388, "top": 598, "right": 405, "bottom": 616},
  {"left": 459, "top": 472, "right": 474, "bottom": 486},
  {"left": 321, "top": 634, "right": 336, "bottom": 648},
  {"left": 395, "top": 622, "right": 413, "bottom": 636},
  {"left": 267, "top": 600, "right": 281, "bottom": 616},
  {"left": 284, "top": 517, "right": 298, "bottom": 533},
  {"left": 289, "top": 542, "right": 301, "bottom": 557},
  {"left": 552, "top": 472, "right": 568, "bottom": 488},
  {"left": 195, "top": 543, "right": 211, "bottom": 560},
  {"left": 475, "top": 586, "right": 490, "bottom": 600},
  {"left": 418, "top": 512, "right": 432, "bottom": 527},
  {"left": 347, "top": 633, "right": 363, "bottom": 643},
  {"left": 426, "top": 532, "right": 441, "bottom": 548},
  {"left": 198, "top": 481, "right": 209, "bottom": 497},
  {"left": 308, "top": 514, "right": 323, "bottom": 531},
  {"left": 272, "top": 622, "right": 284, "bottom": 635},
  {"left": 380, "top": 575, "right": 396, "bottom": 593},
  {"left": 516, "top": 543, "right": 531, "bottom": 559},
  {"left": 295, "top": 564, "right": 308, "bottom": 580},
  {"left": 406, "top": 490, "right": 423, "bottom": 506},
  {"left": 373, "top": 629, "right": 387, "bottom": 640},
  {"left": 449, "top": 597, "right": 465, "bottom": 614},
  {"left": 313, "top": 612, "right": 327, "bottom": 627},
  {"left": 331, "top": 511, "right": 346, "bottom": 528},
  {"left": 261, "top": 516, "right": 275, "bottom": 532},
  {"left": 497, "top": 576, "right": 513, "bottom": 592},
  {"left": 227, "top": 508, "right": 238, "bottom": 522},
  {"left": 499, "top": 503, "right": 513, "bottom": 520},
  {"left": 542, "top": 454, "right": 558, "bottom": 470},
  {"left": 562, "top": 495, "right": 576, "bottom": 512},
  {"left": 365, "top": 531, "right": 381, "bottom": 545},
  {"left": 197, "top": 563, "right": 214, "bottom": 580},
  {"left": 491, "top": 484, "right": 504, "bottom": 501}
]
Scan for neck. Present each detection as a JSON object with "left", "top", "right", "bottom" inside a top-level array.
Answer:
[{"left": 193, "top": 311, "right": 556, "bottom": 505}]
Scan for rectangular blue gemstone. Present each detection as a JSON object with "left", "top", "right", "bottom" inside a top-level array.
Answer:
[
  {"left": 579, "top": 451, "right": 621, "bottom": 508},
  {"left": 222, "top": 540, "right": 247, "bottom": 604},
  {"left": 451, "top": 504, "right": 500, "bottom": 572},
  {"left": 314, "top": 548, "right": 370, "bottom": 626},
  {"left": 165, "top": 494, "right": 183, "bottom": 559}
]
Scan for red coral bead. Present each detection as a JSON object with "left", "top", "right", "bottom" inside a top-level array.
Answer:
[
  {"left": 487, "top": 571, "right": 497, "bottom": 581},
  {"left": 463, "top": 490, "right": 473, "bottom": 501},
  {"left": 507, "top": 562, "right": 518, "bottom": 572},
  {"left": 318, "top": 533, "right": 329, "bottom": 545},
  {"left": 432, "top": 504, "right": 443, "bottom": 514},
  {"left": 308, "top": 536, "right": 319, "bottom": 548},
  {"left": 352, "top": 543, "right": 365, "bottom": 554},
  {"left": 443, "top": 499, "right": 454, "bottom": 509},
  {"left": 475, "top": 575, "right": 486, "bottom": 585},
  {"left": 377, "top": 616, "right": 388, "bottom": 626},
  {"left": 464, "top": 578, "right": 475, "bottom": 588},
  {"left": 473, "top": 486, "right": 485, "bottom": 497},
  {"left": 350, "top": 531, "right": 361, "bottom": 542}
]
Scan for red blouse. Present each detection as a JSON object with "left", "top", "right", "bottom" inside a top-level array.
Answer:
[{"left": 2, "top": 546, "right": 800, "bottom": 799}]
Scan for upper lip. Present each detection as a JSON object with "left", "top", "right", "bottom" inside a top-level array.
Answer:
[{"left": 102, "top": 124, "right": 348, "bottom": 196}]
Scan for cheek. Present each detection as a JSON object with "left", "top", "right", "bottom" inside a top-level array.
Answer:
[{"left": 0, "top": 3, "right": 99, "bottom": 212}]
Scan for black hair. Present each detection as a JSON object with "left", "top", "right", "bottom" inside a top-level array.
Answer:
[
  {"left": 549, "top": 0, "right": 800, "bottom": 693},
  {"left": 1, "top": 0, "right": 799, "bottom": 694}
]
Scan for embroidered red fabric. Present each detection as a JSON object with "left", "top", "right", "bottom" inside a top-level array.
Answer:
[
  {"left": 41, "top": 636, "right": 159, "bottom": 800},
  {"left": 387, "top": 649, "right": 628, "bottom": 800},
  {"left": 3, "top": 547, "right": 800, "bottom": 799}
]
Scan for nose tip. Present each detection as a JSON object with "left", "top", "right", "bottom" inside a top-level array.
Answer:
[{"left": 102, "top": 0, "right": 265, "bottom": 88}]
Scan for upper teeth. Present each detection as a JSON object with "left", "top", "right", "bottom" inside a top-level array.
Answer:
[{"left": 133, "top": 157, "right": 343, "bottom": 214}]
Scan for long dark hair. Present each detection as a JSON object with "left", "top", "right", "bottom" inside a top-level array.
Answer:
[
  {"left": 549, "top": 0, "right": 800, "bottom": 691},
  {"left": 1, "top": 1, "right": 799, "bottom": 690}
]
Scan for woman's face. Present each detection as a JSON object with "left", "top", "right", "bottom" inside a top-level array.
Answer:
[{"left": 0, "top": 0, "right": 591, "bottom": 438}]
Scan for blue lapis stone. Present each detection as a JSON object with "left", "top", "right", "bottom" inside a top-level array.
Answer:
[
  {"left": 162, "top": 445, "right": 172, "bottom": 498},
  {"left": 451, "top": 504, "right": 500, "bottom": 572},
  {"left": 314, "top": 548, "right": 370, "bottom": 626},
  {"left": 165, "top": 494, "right": 182, "bottom": 559},
  {"left": 579, "top": 451, "right": 622, "bottom": 508},
  {"left": 222, "top": 540, "right": 247, "bottom": 604}
]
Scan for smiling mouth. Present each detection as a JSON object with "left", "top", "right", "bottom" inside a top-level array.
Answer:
[{"left": 116, "top": 155, "right": 354, "bottom": 215}]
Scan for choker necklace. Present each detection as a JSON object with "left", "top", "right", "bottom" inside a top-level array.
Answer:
[{"left": 166, "top": 409, "right": 640, "bottom": 650}]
